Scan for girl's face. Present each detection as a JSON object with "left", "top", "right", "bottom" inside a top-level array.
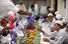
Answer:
[{"left": 54, "top": 23, "right": 60, "bottom": 31}]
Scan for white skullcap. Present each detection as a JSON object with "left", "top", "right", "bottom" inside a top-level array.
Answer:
[
  {"left": 56, "top": 14, "right": 63, "bottom": 20},
  {"left": 48, "top": 13, "right": 53, "bottom": 16},
  {"left": 55, "top": 20, "right": 63, "bottom": 26},
  {"left": 55, "top": 11, "right": 59, "bottom": 15},
  {"left": 49, "top": 8, "right": 54, "bottom": 11}
]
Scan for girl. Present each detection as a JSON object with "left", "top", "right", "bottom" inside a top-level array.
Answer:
[{"left": 25, "top": 24, "right": 36, "bottom": 44}]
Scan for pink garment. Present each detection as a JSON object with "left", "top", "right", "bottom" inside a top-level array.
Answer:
[
  {"left": 7, "top": 11, "right": 16, "bottom": 21},
  {"left": 8, "top": 15, "right": 15, "bottom": 21},
  {"left": 8, "top": 15, "right": 15, "bottom": 29},
  {"left": 9, "top": 21, "right": 15, "bottom": 29}
]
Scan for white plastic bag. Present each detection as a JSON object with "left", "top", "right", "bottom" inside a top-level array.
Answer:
[
  {"left": 1, "top": 34, "right": 11, "bottom": 44},
  {"left": 14, "top": 28, "right": 24, "bottom": 37}
]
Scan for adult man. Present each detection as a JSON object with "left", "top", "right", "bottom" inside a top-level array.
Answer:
[{"left": 0, "top": 0, "right": 31, "bottom": 19}]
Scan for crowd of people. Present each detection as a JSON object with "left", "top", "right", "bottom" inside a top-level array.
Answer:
[{"left": 0, "top": 0, "right": 68, "bottom": 44}]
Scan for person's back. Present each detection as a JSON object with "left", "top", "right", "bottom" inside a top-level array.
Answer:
[
  {"left": 62, "top": 25, "right": 68, "bottom": 44},
  {"left": 62, "top": 32, "right": 68, "bottom": 44}
]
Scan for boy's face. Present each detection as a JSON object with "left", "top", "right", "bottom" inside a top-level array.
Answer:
[
  {"left": 54, "top": 23, "right": 60, "bottom": 31},
  {"left": 48, "top": 16, "right": 54, "bottom": 21}
]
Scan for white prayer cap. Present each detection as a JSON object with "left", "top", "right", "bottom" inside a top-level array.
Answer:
[
  {"left": 54, "top": 20, "right": 63, "bottom": 26},
  {"left": 55, "top": 11, "right": 59, "bottom": 15},
  {"left": 48, "top": 13, "right": 54, "bottom": 16},
  {"left": 49, "top": 8, "right": 54, "bottom": 11},
  {"left": 56, "top": 14, "right": 63, "bottom": 20}
]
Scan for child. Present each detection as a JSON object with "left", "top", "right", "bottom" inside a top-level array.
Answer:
[
  {"left": 25, "top": 25, "right": 36, "bottom": 44},
  {"left": 0, "top": 17, "right": 12, "bottom": 44},
  {"left": 43, "top": 21, "right": 67, "bottom": 44},
  {"left": 62, "top": 24, "right": 68, "bottom": 44}
]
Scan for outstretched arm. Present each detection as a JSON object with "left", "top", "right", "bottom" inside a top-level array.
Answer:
[{"left": 17, "top": 10, "right": 32, "bottom": 16}]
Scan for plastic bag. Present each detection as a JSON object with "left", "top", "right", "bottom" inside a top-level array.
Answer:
[
  {"left": 14, "top": 28, "right": 24, "bottom": 37},
  {"left": 1, "top": 34, "right": 11, "bottom": 43}
]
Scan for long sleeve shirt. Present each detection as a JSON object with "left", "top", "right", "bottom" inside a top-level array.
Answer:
[
  {"left": 62, "top": 32, "right": 68, "bottom": 44},
  {"left": 50, "top": 29, "right": 67, "bottom": 44},
  {"left": 0, "top": 0, "right": 19, "bottom": 18}
]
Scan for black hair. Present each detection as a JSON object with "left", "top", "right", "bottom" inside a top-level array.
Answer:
[
  {"left": 35, "top": 15, "right": 40, "bottom": 21},
  {"left": 57, "top": 23, "right": 63, "bottom": 29},
  {"left": 63, "top": 23, "right": 67, "bottom": 28},
  {"left": 19, "top": 1, "right": 23, "bottom": 5},
  {"left": 66, "top": 25, "right": 68, "bottom": 32},
  {"left": 26, "top": 22, "right": 35, "bottom": 30},
  {"left": 55, "top": 17, "right": 63, "bottom": 20},
  {"left": 1, "top": 30, "right": 9, "bottom": 37},
  {"left": 31, "top": 4, "right": 34, "bottom": 11},
  {"left": 31, "top": 5, "right": 34, "bottom": 8},
  {"left": 46, "top": 6, "right": 51, "bottom": 10},
  {"left": 26, "top": 25, "right": 35, "bottom": 30}
]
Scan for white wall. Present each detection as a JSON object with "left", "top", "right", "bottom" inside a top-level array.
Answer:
[
  {"left": 66, "top": 0, "right": 68, "bottom": 22},
  {"left": 57, "top": 0, "right": 64, "bottom": 14},
  {"left": 36, "top": 0, "right": 51, "bottom": 8}
]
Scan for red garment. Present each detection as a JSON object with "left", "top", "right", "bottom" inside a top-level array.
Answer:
[
  {"left": 7, "top": 12, "right": 16, "bottom": 29},
  {"left": 8, "top": 21, "right": 15, "bottom": 29},
  {"left": 1, "top": 19, "right": 6, "bottom": 25}
]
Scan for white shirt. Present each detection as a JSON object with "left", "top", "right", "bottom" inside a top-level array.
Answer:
[
  {"left": 50, "top": 29, "right": 67, "bottom": 44},
  {"left": 62, "top": 32, "right": 68, "bottom": 44},
  {"left": 40, "top": 22, "right": 57, "bottom": 44},
  {"left": 0, "top": 0, "right": 19, "bottom": 18},
  {"left": 34, "top": 4, "right": 39, "bottom": 15}
]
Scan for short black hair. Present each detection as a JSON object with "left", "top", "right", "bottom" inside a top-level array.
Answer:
[
  {"left": 66, "top": 24, "right": 68, "bottom": 32},
  {"left": 26, "top": 22, "right": 35, "bottom": 30},
  {"left": 57, "top": 23, "right": 63, "bottom": 29},
  {"left": 19, "top": 1, "right": 23, "bottom": 5},
  {"left": 31, "top": 4, "right": 34, "bottom": 9},
  {"left": 46, "top": 6, "right": 51, "bottom": 10}
]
